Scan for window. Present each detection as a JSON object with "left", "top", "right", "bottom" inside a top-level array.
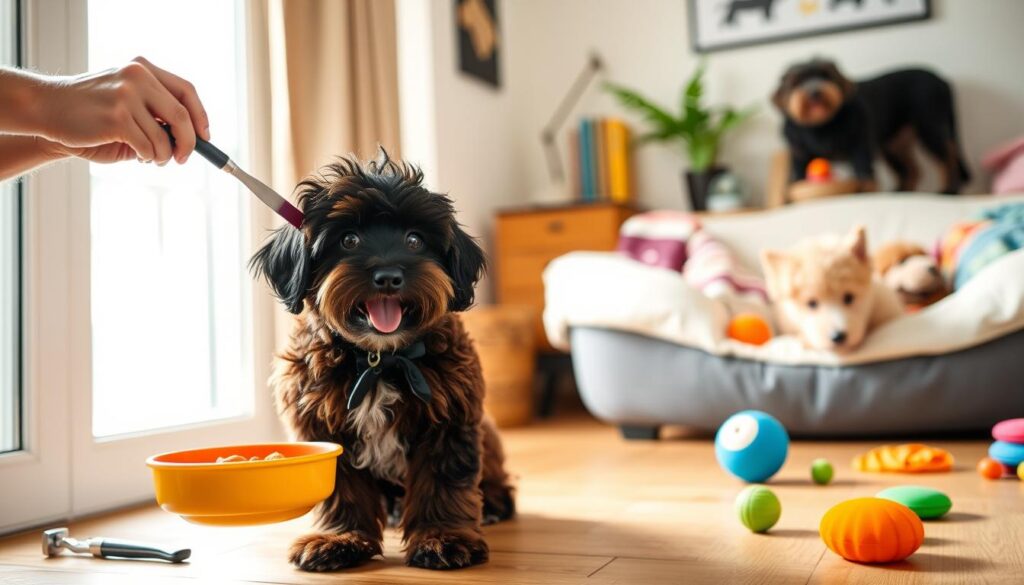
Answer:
[
  {"left": 1, "top": 0, "right": 278, "bottom": 534},
  {"left": 87, "top": 0, "right": 251, "bottom": 437},
  {"left": 0, "top": 0, "right": 22, "bottom": 455}
]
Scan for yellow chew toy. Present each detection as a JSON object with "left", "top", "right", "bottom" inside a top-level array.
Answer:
[{"left": 853, "top": 444, "right": 953, "bottom": 473}]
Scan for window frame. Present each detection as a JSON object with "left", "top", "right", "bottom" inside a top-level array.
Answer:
[
  {"left": 0, "top": 0, "right": 23, "bottom": 456},
  {"left": 0, "top": 0, "right": 281, "bottom": 533}
]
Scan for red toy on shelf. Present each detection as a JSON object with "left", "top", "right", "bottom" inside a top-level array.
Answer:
[{"left": 806, "top": 158, "right": 832, "bottom": 183}]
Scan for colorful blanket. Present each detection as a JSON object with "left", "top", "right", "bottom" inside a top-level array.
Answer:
[{"left": 939, "top": 203, "right": 1024, "bottom": 290}]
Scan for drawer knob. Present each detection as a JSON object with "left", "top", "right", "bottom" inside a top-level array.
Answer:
[{"left": 547, "top": 220, "right": 564, "bottom": 233}]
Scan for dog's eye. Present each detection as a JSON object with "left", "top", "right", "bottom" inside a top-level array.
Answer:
[
  {"left": 843, "top": 292, "right": 855, "bottom": 306},
  {"left": 807, "top": 299, "right": 818, "bottom": 309},
  {"left": 342, "top": 233, "right": 360, "bottom": 250},
  {"left": 406, "top": 232, "right": 424, "bottom": 252}
]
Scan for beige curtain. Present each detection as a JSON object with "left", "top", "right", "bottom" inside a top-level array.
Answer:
[
  {"left": 257, "top": 0, "right": 401, "bottom": 348},
  {"left": 268, "top": 0, "right": 401, "bottom": 190}
]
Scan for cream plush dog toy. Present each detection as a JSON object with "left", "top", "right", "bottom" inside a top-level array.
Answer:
[{"left": 872, "top": 241, "right": 948, "bottom": 311}]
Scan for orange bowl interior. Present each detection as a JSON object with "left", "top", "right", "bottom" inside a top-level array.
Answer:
[{"left": 148, "top": 442, "right": 340, "bottom": 466}]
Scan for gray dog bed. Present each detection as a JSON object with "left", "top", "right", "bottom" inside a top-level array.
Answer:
[{"left": 570, "top": 326, "right": 1024, "bottom": 439}]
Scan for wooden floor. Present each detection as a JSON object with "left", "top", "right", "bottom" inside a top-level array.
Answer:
[{"left": 1, "top": 416, "right": 1023, "bottom": 584}]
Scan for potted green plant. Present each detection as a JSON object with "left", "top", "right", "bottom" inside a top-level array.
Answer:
[{"left": 605, "top": 63, "right": 756, "bottom": 211}]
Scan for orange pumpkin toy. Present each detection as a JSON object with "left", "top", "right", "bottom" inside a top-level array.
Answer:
[
  {"left": 727, "top": 313, "right": 773, "bottom": 346},
  {"left": 820, "top": 498, "right": 924, "bottom": 563}
]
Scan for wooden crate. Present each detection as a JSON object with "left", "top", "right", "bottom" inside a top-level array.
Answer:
[{"left": 460, "top": 305, "right": 536, "bottom": 428}]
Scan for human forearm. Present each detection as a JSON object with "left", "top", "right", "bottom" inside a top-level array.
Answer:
[
  {"left": 0, "top": 67, "right": 51, "bottom": 136},
  {"left": 0, "top": 135, "right": 68, "bottom": 181},
  {"left": 1, "top": 58, "right": 210, "bottom": 166}
]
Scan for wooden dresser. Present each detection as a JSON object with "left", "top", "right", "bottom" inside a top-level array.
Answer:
[{"left": 495, "top": 202, "right": 637, "bottom": 352}]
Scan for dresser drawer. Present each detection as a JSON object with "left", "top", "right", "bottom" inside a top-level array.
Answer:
[
  {"left": 494, "top": 203, "right": 637, "bottom": 353},
  {"left": 497, "top": 206, "right": 625, "bottom": 255},
  {"left": 497, "top": 253, "right": 560, "bottom": 293}
]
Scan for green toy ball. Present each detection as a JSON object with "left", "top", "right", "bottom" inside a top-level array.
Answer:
[
  {"left": 811, "top": 458, "right": 834, "bottom": 485},
  {"left": 735, "top": 485, "right": 781, "bottom": 533}
]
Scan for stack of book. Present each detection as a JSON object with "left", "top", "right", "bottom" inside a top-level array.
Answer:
[{"left": 569, "top": 117, "right": 634, "bottom": 203}]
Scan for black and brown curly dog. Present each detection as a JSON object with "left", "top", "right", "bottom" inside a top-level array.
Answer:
[
  {"left": 250, "top": 153, "right": 515, "bottom": 572},
  {"left": 773, "top": 59, "right": 970, "bottom": 194}
]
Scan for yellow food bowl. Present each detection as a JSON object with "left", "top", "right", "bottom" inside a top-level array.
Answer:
[{"left": 146, "top": 442, "right": 342, "bottom": 526}]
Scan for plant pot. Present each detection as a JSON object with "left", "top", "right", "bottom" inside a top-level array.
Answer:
[{"left": 684, "top": 166, "right": 727, "bottom": 212}]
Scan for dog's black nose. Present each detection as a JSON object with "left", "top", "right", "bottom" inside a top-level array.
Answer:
[
  {"left": 373, "top": 267, "right": 404, "bottom": 291},
  {"left": 929, "top": 266, "right": 940, "bottom": 277},
  {"left": 831, "top": 330, "right": 848, "bottom": 345}
]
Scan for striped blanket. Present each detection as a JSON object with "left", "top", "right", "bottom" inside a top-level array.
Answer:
[
  {"left": 616, "top": 211, "right": 768, "bottom": 308},
  {"left": 939, "top": 203, "right": 1024, "bottom": 290}
]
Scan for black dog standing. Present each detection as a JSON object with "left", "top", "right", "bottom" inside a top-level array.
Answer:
[{"left": 773, "top": 59, "right": 970, "bottom": 194}]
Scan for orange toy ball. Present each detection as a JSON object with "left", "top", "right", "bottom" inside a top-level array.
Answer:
[
  {"left": 977, "top": 457, "right": 1007, "bottom": 480},
  {"left": 806, "top": 158, "right": 832, "bottom": 182},
  {"left": 727, "top": 314, "right": 773, "bottom": 346},
  {"left": 820, "top": 498, "right": 924, "bottom": 563}
]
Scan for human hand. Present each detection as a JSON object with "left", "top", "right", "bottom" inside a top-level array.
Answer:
[{"left": 37, "top": 56, "right": 210, "bottom": 165}]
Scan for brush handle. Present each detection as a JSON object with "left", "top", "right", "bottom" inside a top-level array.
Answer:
[
  {"left": 194, "top": 138, "right": 230, "bottom": 168},
  {"left": 160, "top": 124, "right": 229, "bottom": 168},
  {"left": 159, "top": 124, "right": 304, "bottom": 229}
]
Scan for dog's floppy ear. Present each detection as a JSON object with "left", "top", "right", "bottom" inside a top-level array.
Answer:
[
  {"left": 771, "top": 68, "right": 795, "bottom": 113},
  {"left": 845, "top": 225, "right": 868, "bottom": 264},
  {"left": 249, "top": 226, "right": 311, "bottom": 314},
  {"left": 444, "top": 222, "right": 486, "bottom": 311},
  {"left": 760, "top": 249, "right": 790, "bottom": 299}
]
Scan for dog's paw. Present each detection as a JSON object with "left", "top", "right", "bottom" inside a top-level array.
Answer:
[
  {"left": 482, "top": 483, "right": 515, "bottom": 524},
  {"left": 288, "top": 532, "right": 380, "bottom": 572},
  {"left": 407, "top": 532, "right": 489, "bottom": 570}
]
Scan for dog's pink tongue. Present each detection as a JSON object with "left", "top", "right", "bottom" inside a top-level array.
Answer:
[{"left": 365, "top": 298, "right": 402, "bottom": 333}]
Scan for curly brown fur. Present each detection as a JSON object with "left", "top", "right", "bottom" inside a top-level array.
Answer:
[{"left": 253, "top": 152, "right": 514, "bottom": 572}]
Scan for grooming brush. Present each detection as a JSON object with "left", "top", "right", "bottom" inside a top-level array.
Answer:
[{"left": 161, "top": 125, "right": 303, "bottom": 228}]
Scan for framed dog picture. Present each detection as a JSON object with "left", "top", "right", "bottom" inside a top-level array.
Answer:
[
  {"left": 689, "top": 0, "right": 931, "bottom": 53},
  {"left": 456, "top": 0, "right": 500, "bottom": 88}
]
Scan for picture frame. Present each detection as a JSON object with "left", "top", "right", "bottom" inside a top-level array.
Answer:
[
  {"left": 456, "top": 0, "right": 500, "bottom": 88},
  {"left": 688, "top": 0, "right": 931, "bottom": 53}
]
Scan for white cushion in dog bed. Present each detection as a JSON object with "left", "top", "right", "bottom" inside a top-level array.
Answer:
[{"left": 543, "top": 243, "right": 1024, "bottom": 368}]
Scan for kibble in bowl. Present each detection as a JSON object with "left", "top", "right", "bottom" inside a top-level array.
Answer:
[{"left": 217, "top": 452, "right": 285, "bottom": 463}]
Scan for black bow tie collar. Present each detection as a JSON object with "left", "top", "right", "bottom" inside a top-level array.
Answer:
[{"left": 347, "top": 340, "right": 431, "bottom": 409}]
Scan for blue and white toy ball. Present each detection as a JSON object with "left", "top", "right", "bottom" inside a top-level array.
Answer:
[{"left": 715, "top": 410, "right": 789, "bottom": 483}]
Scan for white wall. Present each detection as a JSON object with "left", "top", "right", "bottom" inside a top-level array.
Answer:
[
  {"left": 502, "top": 0, "right": 1024, "bottom": 210},
  {"left": 397, "top": 0, "right": 524, "bottom": 302},
  {"left": 398, "top": 0, "right": 1024, "bottom": 300}
]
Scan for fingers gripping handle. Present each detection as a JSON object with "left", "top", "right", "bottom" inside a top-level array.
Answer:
[{"left": 161, "top": 124, "right": 229, "bottom": 168}]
